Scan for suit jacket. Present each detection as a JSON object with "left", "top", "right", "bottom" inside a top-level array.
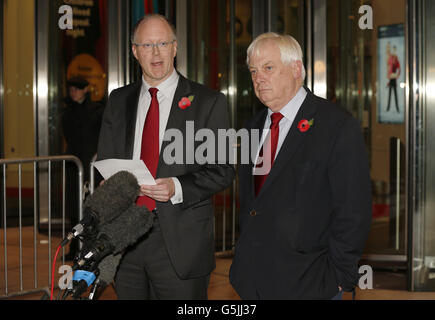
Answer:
[
  {"left": 96, "top": 73, "right": 235, "bottom": 279},
  {"left": 229, "top": 88, "right": 372, "bottom": 299}
]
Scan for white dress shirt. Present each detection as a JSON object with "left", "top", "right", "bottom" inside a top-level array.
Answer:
[
  {"left": 254, "top": 86, "right": 307, "bottom": 166},
  {"left": 132, "top": 70, "right": 183, "bottom": 204}
]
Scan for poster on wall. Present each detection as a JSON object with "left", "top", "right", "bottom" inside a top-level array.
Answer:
[
  {"left": 377, "top": 24, "right": 405, "bottom": 124},
  {"left": 60, "top": 0, "right": 108, "bottom": 102}
]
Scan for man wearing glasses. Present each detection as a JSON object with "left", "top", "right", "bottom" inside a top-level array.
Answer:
[{"left": 96, "top": 14, "right": 234, "bottom": 299}]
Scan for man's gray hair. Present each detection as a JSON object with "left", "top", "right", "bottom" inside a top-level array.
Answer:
[
  {"left": 131, "top": 14, "right": 177, "bottom": 44},
  {"left": 246, "top": 32, "right": 306, "bottom": 81}
]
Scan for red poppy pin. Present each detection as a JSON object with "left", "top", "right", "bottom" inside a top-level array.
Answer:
[
  {"left": 178, "top": 95, "right": 195, "bottom": 109},
  {"left": 297, "top": 118, "right": 314, "bottom": 133}
]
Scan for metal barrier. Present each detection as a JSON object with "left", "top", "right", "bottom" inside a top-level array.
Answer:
[
  {"left": 214, "top": 186, "right": 237, "bottom": 257},
  {"left": 89, "top": 154, "right": 97, "bottom": 195},
  {"left": 214, "top": 143, "right": 238, "bottom": 256},
  {"left": 0, "top": 155, "right": 83, "bottom": 298}
]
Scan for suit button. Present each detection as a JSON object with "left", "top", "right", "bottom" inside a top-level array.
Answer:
[{"left": 250, "top": 210, "right": 257, "bottom": 216}]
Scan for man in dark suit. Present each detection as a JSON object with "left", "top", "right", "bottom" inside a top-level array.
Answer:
[
  {"left": 229, "top": 33, "right": 372, "bottom": 299},
  {"left": 96, "top": 14, "right": 234, "bottom": 299}
]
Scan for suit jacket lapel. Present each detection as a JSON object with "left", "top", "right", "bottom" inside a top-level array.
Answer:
[
  {"left": 255, "top": 89, "right": 318, "bottom": 199},
  {"left": 125, "top": 82, "right": 142, "bottom": 158},
  {"left": 157, "top": 73, "right": 192, "bottom": 175}
]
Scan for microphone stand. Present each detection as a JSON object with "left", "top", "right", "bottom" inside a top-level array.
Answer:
[
  {"left": 88, "top": 278, "right": 106, "bottom": 300},
  {"left": 88, "top": 281, "right": 99, "bottom": 300}
]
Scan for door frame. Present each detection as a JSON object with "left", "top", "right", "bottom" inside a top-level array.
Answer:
[{"left": 0, "top": 0, "right": 4, "bottom": 160}]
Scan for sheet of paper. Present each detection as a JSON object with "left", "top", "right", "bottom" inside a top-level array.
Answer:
[{"left": 93, "top": 159, "right": 156, "bottom": 185}]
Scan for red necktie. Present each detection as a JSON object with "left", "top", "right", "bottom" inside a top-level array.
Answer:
[
  {"left": 136, "top": 88, "right": 159, "bottom": 210},
  {"left": 254, "top": 112, "right": 284, "bottom": 197}
]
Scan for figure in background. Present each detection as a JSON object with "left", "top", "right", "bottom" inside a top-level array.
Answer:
[
  {"left": 387, "top": 45, "right": 401, "bottom": 112},
  {"left": 61, "top": 76, "right": 104, "bottom": 259}
]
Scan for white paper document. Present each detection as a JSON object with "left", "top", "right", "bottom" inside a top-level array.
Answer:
[{"left": 93, "top": 159, "right": 156, "bottom": 185}]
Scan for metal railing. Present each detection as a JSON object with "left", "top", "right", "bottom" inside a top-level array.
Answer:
[
  {"left": 0, "top": 155, "right": 83, "bottom": 298},
  {"left": 89, "top": 154, "right": 97, "bottom": 195}
]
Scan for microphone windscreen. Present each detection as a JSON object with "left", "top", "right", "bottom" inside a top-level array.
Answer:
[
  {"left": 83, "top": 171, "right": 140, "bottom": 225},
  {"left": 99, "top": 205, "right": 154, "bottom": 255},
  {"left": 97, "top": 253, "right": 123, "bottom": 286}
]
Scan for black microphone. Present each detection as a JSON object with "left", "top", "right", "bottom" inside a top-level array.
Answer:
[
  {"left": 60, "top": 207, "right": 99, "bottom": 247},
  {"left": 68, "top": 253, "right": 123, "bottom": 300},
  {"left": 73, "top": 234, "right": 114, "bottom": 271},
  {"left": 67, "top": 254, "right": 122, "bottom": 300},
  {"left": 60, "top": 171, "right": 140, "bottom": 247},
  {"left": 92, "top": 205, "right": 154, "bottom": 288},
  {"left": 70, "top": 204, "right": 154, "bottom": 297},
  {"left": 73, "top": 205, "right": 153, "bottom": 269}
]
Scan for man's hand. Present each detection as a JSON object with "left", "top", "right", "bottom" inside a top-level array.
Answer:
[{"left": 140, "top": 178, "right": 175, "bottom": 202}]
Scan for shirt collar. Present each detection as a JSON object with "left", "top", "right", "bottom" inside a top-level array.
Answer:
[
  {"left": 141, "top": 69, "right": 179, "bottom": 98},
  {"left": 267, "top": 86, "right": 307, "bottom": 121}
]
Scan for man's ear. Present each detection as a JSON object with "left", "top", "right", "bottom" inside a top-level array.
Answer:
[
  {"left": 292, "top": 61, "right": 303, "bottom": 79},
  {"left": 172, "top": 40, "right": 178, "bottom": 59},
  {"left": 132, "top": 45, "right": 138, "bottom": 61}
]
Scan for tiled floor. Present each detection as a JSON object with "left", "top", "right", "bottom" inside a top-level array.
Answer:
[{"left": 2, "top": 226, "right": 435, "bottom": 300}]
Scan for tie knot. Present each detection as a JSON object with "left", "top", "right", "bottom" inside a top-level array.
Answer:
[
  {"left": 149, "top": 87, "right": 158, "bottom": 98},
  {"left": 270, "top": 112, "right": 284, "bottom": 126}
]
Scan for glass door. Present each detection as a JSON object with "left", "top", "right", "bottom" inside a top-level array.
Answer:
[
  {"left": 327, "top": 0, "right": 408, "bottom": 261},
  {"left": 34, "top": 0, "right": 109, "bottom": 231},
  {"left": 0, "top": 0, "right": 3, "bottom": 161}
]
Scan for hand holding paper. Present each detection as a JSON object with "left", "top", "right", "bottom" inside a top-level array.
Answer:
[{"left": 140, "top": 178, "right": 176, "bottom": 202}]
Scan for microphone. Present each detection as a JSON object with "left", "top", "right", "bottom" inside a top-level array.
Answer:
[
  {"left": 98, "top": 204, "right": 154, "bottom": 255},
  {"left": 60, "top": 207, "right": 99, "bottom": 247},
  {"left": 70, "top": 269, "right": 99, "bottom": 299},
  {"left": 63, "top": 172, "right": 149, "bottom": 300},
  {"left": 60, "top": 171, "right": 140, "bottom": 247},
  {"left": 80, "top": 253, "right": 123, "bottom": 300},
  {"left": 73, "top": 234, "right": 114, "bottom": 271},
  {"left": 67, "top": 254, "right": 122, "bottom": 300},
  {"left": 70, "top": 204, "right": 154, "bottom": 298},
  {"left": 68, "top": 253, "right": 122, "bottom": 300},
  {"left": 97, "top": 253, "right": 123, "bottom": 287},
  {"left": 73, "top": 205, "right": 153, "bottom": 270},
  {"left": 83, "top": 170, "right": 140, "bottom": 225}
]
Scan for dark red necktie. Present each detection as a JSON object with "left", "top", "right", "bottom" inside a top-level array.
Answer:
[
  {"left": 136, "top": 88, "right": 159, "bottom": 210},
  {"left": 254, "top": 112, "right": 284, "bottom": 197}
]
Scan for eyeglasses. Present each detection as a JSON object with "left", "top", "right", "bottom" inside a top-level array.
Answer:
[{"left": 133, "top": 40, "right": 176, "bottom": 51}]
